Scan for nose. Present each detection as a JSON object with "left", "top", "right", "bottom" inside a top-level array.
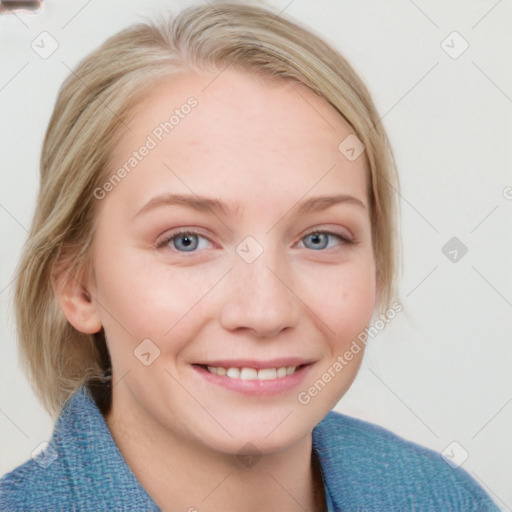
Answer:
[{"left": 219, "top": 249, "right": 301, "bottom": 338}]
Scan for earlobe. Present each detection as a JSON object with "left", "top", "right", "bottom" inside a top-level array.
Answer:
[{"left": 51, "top": 263, "right": 102, "bottom": 335}]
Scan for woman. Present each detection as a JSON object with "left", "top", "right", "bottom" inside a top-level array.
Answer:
[{"left": 0, "top": 3, "right": 499, "bottom": 511}]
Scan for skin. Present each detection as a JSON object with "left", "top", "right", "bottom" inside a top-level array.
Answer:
[{"left": 54, "top": 69, "right": 377, "bottom": 511}]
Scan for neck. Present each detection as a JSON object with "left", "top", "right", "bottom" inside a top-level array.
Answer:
[{"left": 105, "top": 392, "right": 326, "bottom": 512}]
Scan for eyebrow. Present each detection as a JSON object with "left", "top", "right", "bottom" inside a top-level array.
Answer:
[{"left": 134, "top": 193, "right": 367, "bottom": 219}]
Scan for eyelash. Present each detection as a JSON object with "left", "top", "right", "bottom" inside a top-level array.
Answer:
[
  {"left": 155, "top": 229, "right": 211, "bottom": 250},
  {"left": 155, "top": 228, "right": 354, "bottom": 252},
  {"left": 299, "top": 229, "right": 354, "bottom": 248}
]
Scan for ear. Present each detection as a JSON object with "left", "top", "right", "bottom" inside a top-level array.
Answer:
[{"left": 51, "top": 259, "right": 102, "bottom": 334}]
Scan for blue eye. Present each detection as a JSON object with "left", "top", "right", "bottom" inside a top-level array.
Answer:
[
  {"left": 157, "top": 229, "right": 352, "bottom": 253},
  {"left": 157, "top": 231, "right": 211, "bottom": 252},
  {"left": 301, "top": 231, "right": 349, "bottom": 250}
]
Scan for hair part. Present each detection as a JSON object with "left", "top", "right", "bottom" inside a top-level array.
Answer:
[{"left": 14, "top": 1, "right": 400, "bottom": 415}]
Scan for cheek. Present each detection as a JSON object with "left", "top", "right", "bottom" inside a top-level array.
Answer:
[
  {"left": 303, "top": 254, "right": 376, "bottom": 347},
  {"left": 91, "top": 248, "right": 222, "bottom": 344},
  {"left": 295, "top": 255, "right": 375, "bottom": 409}
]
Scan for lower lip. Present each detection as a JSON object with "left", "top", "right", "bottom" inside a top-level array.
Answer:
[{"left": 192, "top": 364, "right": 313, "bottom": 396}]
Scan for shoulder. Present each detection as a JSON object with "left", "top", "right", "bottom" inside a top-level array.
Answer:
[
  {"left": 0, "top": 392, "right": 87, "bottom": 511},
  {"left": 313, "top": 411, "right": 499, "bottom": 511},
  {"left": 0, "top": 454, "right": 71, "bottom": 512},
  {"left": 0, "top": 387, "right": 157, "bottom": 512}
]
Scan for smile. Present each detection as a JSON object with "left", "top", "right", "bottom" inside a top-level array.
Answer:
[
  {"left": 192, "top": 360, "right": 313, "bottom": 396},
  {"left": 205, "top": 365, "right": 298, "bottom": 380}
]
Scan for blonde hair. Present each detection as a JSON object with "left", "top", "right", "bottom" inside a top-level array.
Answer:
[{"left": 14, "top": 1, "right": 400, "bottom": 415}]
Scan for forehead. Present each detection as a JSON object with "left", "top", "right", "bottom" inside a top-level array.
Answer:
[{"left": 105, "top": 69, "right": 368, "bottom": 213}]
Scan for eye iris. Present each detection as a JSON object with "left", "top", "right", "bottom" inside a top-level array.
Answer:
[
  {"left": 174, "top": 234, "right": 198, "bottom": 251},
  {"left": 306, "top": 232, "right": 328, "bottom": 250}
]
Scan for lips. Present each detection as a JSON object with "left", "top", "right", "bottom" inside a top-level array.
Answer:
[
  {"left": 192, "top": 358, "right": 314, "bottom": 395},
  {"left": 193, "top": 358, "right": 312, "bottom": 370},
  {"left": 204, "top": 365, "right": 298, "bottom": 380}
]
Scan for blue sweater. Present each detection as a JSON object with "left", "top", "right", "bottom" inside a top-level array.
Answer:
[{"left": 0, "top": 386, "right": 498, "bottom": 511}]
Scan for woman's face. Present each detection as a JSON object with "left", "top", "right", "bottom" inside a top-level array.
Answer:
[{"left": 89, "top": 69, "right": 376, "bottom": 454}]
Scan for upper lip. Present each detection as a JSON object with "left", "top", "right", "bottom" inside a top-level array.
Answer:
[{"left": 193, "top": 358, "right": 314, "bottom": 369}]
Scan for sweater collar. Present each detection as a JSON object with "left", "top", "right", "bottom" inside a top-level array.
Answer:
[{"left": 56, "top": 385, "right": 336, "bottom": 510}]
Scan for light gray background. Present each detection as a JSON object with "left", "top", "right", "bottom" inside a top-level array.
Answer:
[{"left": 1, "top": 0, "right": 511, "bottom": 509}]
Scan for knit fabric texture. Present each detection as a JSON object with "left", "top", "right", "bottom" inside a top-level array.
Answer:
[{"left": 0, "top": 386, "right": 499, "bottom": 511}]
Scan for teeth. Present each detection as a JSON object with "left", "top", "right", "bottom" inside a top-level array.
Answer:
[
  {"left": 226, "top": 367, "right": 240, "bottom": 379},
  {"left": 240, "top": 368, "right": 258, "bottom": 380},
  {"left": 206, "top": 365, "right": 297, "bottom": 380},
  {"left": 258, "top": 368, "right": 276, "bottom": 380}
]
